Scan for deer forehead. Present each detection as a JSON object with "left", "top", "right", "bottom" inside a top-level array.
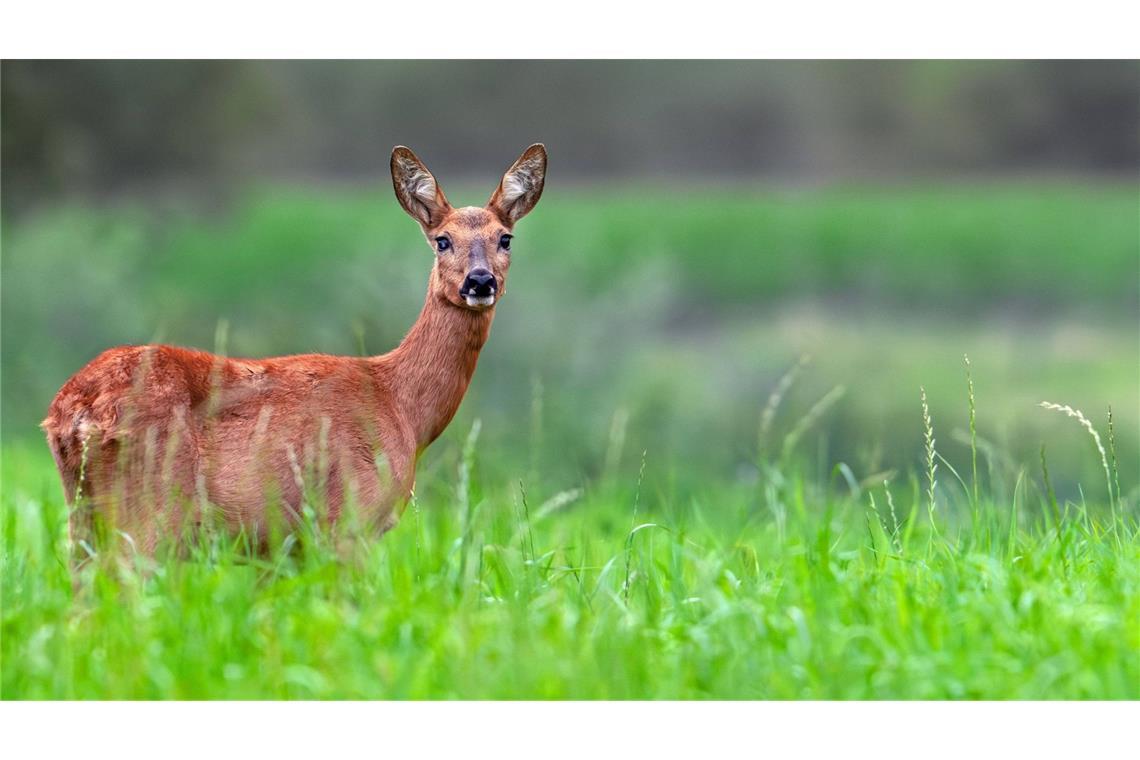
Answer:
[{"left": 443, "top": 207, "right": 505, "bottom": 233}]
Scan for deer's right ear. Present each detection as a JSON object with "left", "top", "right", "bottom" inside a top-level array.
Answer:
[{"left": 391, "top": 146, "right": 451, "bottom": 228}]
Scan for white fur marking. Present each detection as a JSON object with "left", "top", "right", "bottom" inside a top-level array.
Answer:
[{"left": 465, "top": 294, "right": 496, "bottom": 307}]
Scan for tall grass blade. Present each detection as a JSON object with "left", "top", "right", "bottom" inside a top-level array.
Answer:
[
  {"left": 622, "top": 449, "right": 648, "bottom": 603},
  {"left": 921, "top": 387, "right": 939, "bottom": 538},
  {"left": 1039, "top": 401, "right": 1118, "bottom": 536},
  {"left": 781, "top": 384, "right": 846, "bottom": 463},
  {"left": 759, "top": 354, "right": 810, "bottom": 460},
  {"left": 965, "top": 354, "right": 980, "bottom": 518},
  {"left": 454, "top": 418, "right": 482, "bottom": 590},
  {"left": 1107, "top": 406, "right": 1122, "bottom": 511}
]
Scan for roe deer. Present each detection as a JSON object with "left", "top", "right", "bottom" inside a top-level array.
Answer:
[{"left": 43, "top": 143, "right": 547, "bottom": 564}]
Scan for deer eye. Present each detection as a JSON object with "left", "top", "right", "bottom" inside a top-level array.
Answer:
[
  {"left": 435, "top": 237, "right": 451, "bottom": 252},
  {"left": 499, "top": 234, "right": 512, "bottom": 251}
]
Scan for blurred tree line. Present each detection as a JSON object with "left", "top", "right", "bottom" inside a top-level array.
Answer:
[{"left": 3, "top": 60, "right": 1137, "bottom": 214}]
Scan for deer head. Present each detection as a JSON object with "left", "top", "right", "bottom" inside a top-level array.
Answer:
[{"left": 391, "top": 143, "right": 547, "bottom": 311}]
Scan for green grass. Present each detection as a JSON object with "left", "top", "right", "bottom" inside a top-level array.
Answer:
[{"left": 3, "top": 414, "right": 1136, "bottom": 699}]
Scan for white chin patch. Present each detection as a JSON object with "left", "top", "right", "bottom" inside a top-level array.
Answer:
[{"left": 465, "top": 294, "right": 496, "bottom": 307}]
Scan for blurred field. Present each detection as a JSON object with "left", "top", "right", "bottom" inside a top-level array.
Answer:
[
  {"left": 3, "top": 184, "right": 1137, "bottom": 494},
  {"left": 2, "top": 183, "right": 1137, "bottom": 699}
]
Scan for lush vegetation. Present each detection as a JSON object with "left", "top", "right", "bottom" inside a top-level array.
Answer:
[
  {"left": 2, "top": 185, "right": 1136, "bottom": 698},
  {"left": 4, "top": 185, "right": 1136, "bottom": 482},
  {"left": 2, "top": 406, "right": 1136, "bottom": 699}
]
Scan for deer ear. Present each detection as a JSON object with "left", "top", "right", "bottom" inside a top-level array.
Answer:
[
  {"left": 488, "top": 143, "right": 547, "bottom": 225},
  {"left": 391, "top": 146, "right": 451, "bottom": 228}
]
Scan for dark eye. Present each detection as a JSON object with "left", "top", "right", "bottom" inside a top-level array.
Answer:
[
  {"left": 499, "top": 234, "right": 512, "bottom": 251},
  {"left": 435, "top": 237, "right": 451, "bottom": 252}
]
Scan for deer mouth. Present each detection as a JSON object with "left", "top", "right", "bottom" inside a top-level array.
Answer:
[{"left": 463, "top": 293, "right": 496, "bottom": 308}]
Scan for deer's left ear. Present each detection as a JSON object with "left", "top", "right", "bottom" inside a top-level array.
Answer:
[{"left": 488, "top": 143, "right": 547, "bottom": 225}]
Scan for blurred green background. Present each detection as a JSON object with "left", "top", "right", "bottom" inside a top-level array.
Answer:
[{"left": 2, "top": 61, "right": 1137, "bottom": 505}]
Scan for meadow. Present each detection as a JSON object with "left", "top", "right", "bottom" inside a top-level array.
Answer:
[{"left": 1, "top": 184, "right": 1137, "bottom": 698}]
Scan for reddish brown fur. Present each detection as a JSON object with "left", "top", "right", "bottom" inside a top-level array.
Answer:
[{"left": 43, "top": 144, "right": 547, "bottom": 562}]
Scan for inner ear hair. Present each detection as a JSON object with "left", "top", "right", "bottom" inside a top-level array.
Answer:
[
  {"left": 490, "top": 144, "right": 546, "bottom": 224},
  {"left": 391, "top": 146, "right": 450, "bottom": 227}
]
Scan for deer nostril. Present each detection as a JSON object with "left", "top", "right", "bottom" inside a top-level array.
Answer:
[{"left": 463, "top": 269, "right": 496, "bottom": 297}]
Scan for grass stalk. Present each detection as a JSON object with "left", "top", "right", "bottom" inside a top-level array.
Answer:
[
  {"left": 758, "top": 354, "right": 809, "bottom": 461},
  {"left": 1107, "top": 406, "right": 1122, "bottom": 511},
  {"left": 518, "top": 479, "right": 537, "bottom": 566},
  {"left": 965, "top": 354, "right": 980, "bottom": 516},
  {"left": 921, "top": 387, "right": 939, "bottom": 539},
  {"left": 1039, "top": 402, "right": 1117, "bottom": 536},
  {"left": 781, "top": 384, "right": 846, "bottom": 465},
  {"left": 454, "top": 418, "right": 482, "bottom": 591},
  {"left": 622, "top": 449, "right": 648, "bottom": 603}
]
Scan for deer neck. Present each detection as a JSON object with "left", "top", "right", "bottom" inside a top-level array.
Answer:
[{"left": 381, "top": 283, "right": 495, "bottom": 450}]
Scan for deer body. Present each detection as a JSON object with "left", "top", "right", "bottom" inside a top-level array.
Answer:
[{"left": 43, "top": 144, "right": 546, "bottom": 560}]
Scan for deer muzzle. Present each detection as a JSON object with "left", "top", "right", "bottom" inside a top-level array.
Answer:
[{"left": 460, "top": 268, "right": 497, "bottom": 307}]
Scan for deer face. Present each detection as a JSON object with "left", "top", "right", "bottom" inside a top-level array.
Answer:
[{"left": 391, "top": 144, "right": 547, "bottom": 312}]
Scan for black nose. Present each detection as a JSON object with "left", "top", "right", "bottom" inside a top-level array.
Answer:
[{"left": 462, "top": 269, "right": 496, "bottom": 297}]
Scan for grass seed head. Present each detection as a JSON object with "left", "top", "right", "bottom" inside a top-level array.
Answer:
[{"left": 1039, "top": 402, "right": 1117, "bottom": 523}]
